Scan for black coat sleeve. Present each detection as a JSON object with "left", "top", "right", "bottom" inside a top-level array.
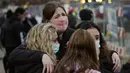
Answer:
[
  {"left": 100, "top": 50, "right": 116, "bottom": 73},
  {"left": 8, "top": 45, "right": 44, "bottom": 66},
  {"left": 120, "top": 63, "right": 130, "bottom": 73}
]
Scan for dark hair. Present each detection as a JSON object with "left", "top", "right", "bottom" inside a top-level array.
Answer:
[
  {"left": 54, "top": 29, "right": 99, "bottom": 73},
  {"left": 42, "top": 1, "right": 67, "bottom": 22},
  {"left": 6, "top": 10, "right": 13, "bottom": 18},
  {"left": 14, "top": 7, "right": 25, "bottom": 15},
  {"left": 80, "top": 22, "right": 111, "bottom": 58},
  {"left": 79, "top": 9, "right": 93, "bottom": 21}
]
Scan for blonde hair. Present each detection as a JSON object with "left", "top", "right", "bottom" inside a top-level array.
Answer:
[{"left": 26, "top": 23, "right": 57, "bottom": 64}]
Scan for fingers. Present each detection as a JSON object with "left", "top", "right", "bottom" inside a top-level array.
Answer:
[
  {"left": 89, "top": 69, "right": 94, "bottom": 73},
  {"left": 85, "top": 69, "right": 90, "bottom": 73},
  {"left": 42, "top": 64, "right": 53, "bottom": 73},
  {"left": 114, "top": 60, "right": 120, "bottom": 72},
  {"left": 89, "top": 69, "right": 97, "bottom": 73},
  {"left": 87, "top": 69, "right": 101, "bottom": 73},
  {"left": 85, "top": 69, "right": 101, "bottom": 73},
  {"left": 49, "top": 64, "right": 54, "bottom": 73},
  {"left": 42, "top": 54, "right": 54, "bottom": 73},
  {"left": 113, "top": 60, "right": 118, "bottom": 71},
  {"left": 113, "top": 59, "right": 120, "bottom": 72},
  {"left": 47, "top": 64, "right": 49, "bottom": 73},
  {"left": 42, "top": 64, "right": 46, "bottom": 73},
  {"left": 112, "top": 56, "right": 116, "bottom": 64},
  {"left": 114, "top": 66, "right": 119, "bottom": 72},
  {"left": 112, "top": 53, "right": 120, "bottom": 72}
]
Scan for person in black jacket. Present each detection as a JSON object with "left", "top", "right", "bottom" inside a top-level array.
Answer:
[
  {"left": 22, "top": 16, "right": 37, "bottom": 34},
  {"left": 1, "top": 8, "right": 26, "bottom": 73},
  {"left": 68, "top": 7, "right": 77, "bottom": 29},
  {"left": 120, "top": 58, "right": 130, "bottom": 73},
  {"left": 9, "top": 23, "right": 58, "bottom": 73},
  {"left": 0, "top": 10, "right": 13, "bottom": 48},
  {"left": 1, "top": 7, "right": 26, "bottom": 53},
  {"left": 80, "top": 22, "right": 120, "bottom": 73},
  {"left": 76, "top": 9, "right": 93, "bottom": 29},
  {"left": 8, "top": 1, "right": 74, "bottom": 73}
]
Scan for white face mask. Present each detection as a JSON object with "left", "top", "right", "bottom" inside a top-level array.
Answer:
[
  {"left": 95, "top": 40, "right": 100, "bottom": 56},
  {"left": 52, "top": 42, "right": 60, "bottom": 54},
  {"left": 27, "top": 14, "right": 31, "bottom": 18}
]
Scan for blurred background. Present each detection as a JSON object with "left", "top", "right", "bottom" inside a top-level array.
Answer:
[{"left": 0, "top": 0, "right": 130, "bottom": 73}]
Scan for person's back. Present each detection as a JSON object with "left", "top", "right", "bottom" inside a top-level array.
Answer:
[
  {"left": 1, "top": 8, "right": 26, "bottom": 73},
  {"left": 0, "top": 15, "right": 6, "bottom": 48},
  {"left": 0, "top": 9, "right": 13, "bottom": 36},
  {"left": 68, "top": 8, "right": 77, "bottom": 29},
  {"left": 1, "top": 14, "right": 24, "bottom": 49},
  {"left": 0, "top": 15, "right": 5, "bottom": 27},
  {"left": 2, "top": 7, "right": 26, "bottom": 48},
  {"left": 8, "top": 44, "right": 43, "bottom": 73},
  {"left": 22, "top": 17, "right": 37, "bottom": 34}
]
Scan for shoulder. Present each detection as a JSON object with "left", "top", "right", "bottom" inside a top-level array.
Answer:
[
  {"left": 15, "top": 44, "right": 26, "bottom": 50},
  {"left": 8, "top": 44, "right": 44, "bottom": 65},
  {"left": 76, "top": 21, "right": 87, "bottom": 29},
  {"left": 120, "top": 63, "right": 130, "bottom": 73},
  {"left": 65, "top": 28, "right": 75, "bottom": 35},
  {"left": 100, "top": 58, "right": 114, "bottom": 73},
  {"left": 9, "top": 45, "right": 26, "bottom": 56},
  {"left": 63, "top": 28, "right": 75, "bottom": 40}
]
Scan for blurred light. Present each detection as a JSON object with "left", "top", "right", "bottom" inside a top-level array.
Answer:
[
  {"left": 74, "top": 0, "right": 79, "bottom": 1},
  {"left": 108, "top": 0, "right": 112, "bottom": 3},
  {"left": 80, "top": 0, "right": 85, "bottom": 4},
  {"left": 88, "top": 0, "right": 92, "bottom": 3},
  {"left": 96, "top": 0, "right": 103, "bottom": 2},
  {"left": 24, "top": 5, "right": 28, "bottom": 9},
  {"left": 64, "top": 1, "right": 69, "bottom": 4}
]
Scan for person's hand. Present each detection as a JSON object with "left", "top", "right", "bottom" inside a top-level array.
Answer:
[
  {"left": 42, "top": 54, "right": 54, "bottom": 73},
  {"left": 112, "top": 53, "right": 120, "bottom": 72},
  {"left": 85, "top": 69, "right": 101, "bottom": 73}
]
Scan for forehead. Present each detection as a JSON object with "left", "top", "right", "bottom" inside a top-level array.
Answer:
[
  {"left": 55, "top": 7, "right": 66, "bottom": 14},
  {"left": 87, "top": 28, "right": 99, "bottom": 36}
]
